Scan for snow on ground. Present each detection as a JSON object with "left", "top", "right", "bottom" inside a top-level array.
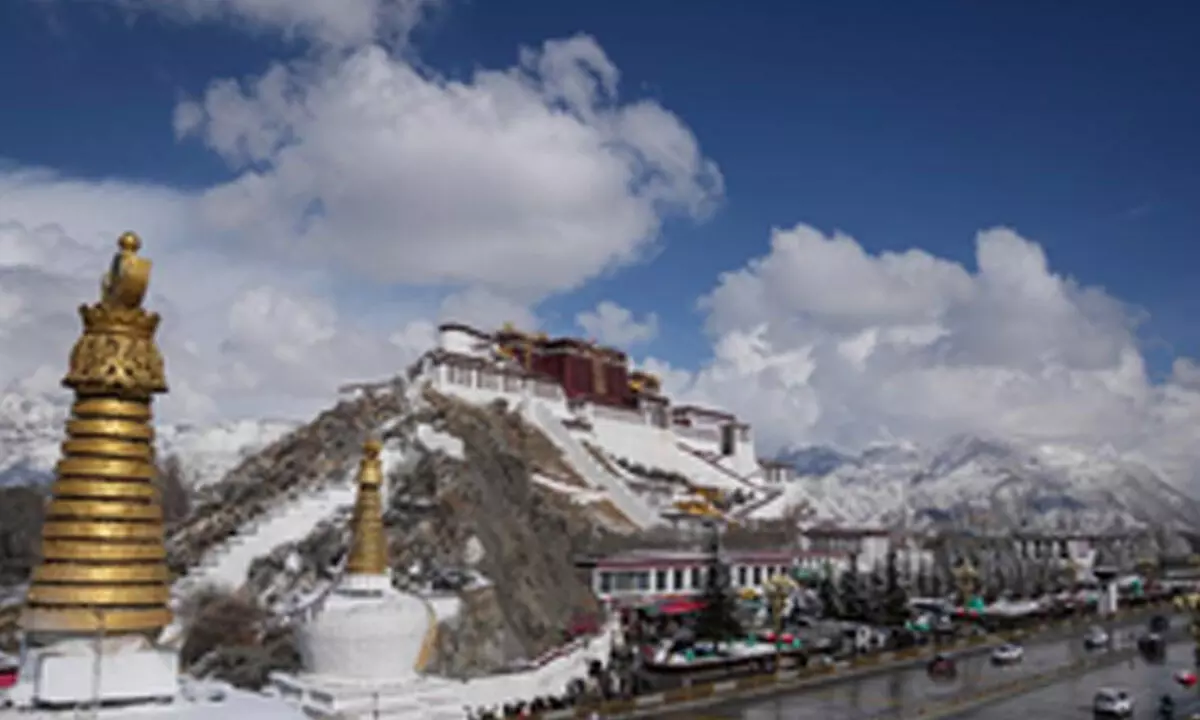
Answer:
[
  {"left": 416, "top": 424, "right": 464, "bottom": 459},
  {"left": 8, "top": 681, "right": 309, "bottom": 719},
  {"left": 425, "top": 594, "right": 461, "bottom": 622},
  {"left": 174, "top": 479, "right": 358, "bottom": 596},
  {"left": 158, "top": 419, "right": 297, "bottom": 487}
]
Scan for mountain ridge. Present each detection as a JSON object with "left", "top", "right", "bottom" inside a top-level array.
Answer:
[{"left": 770, "top": 433, "right": 1200, "bottom": 532}]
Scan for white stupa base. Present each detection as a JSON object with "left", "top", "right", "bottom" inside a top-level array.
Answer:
[
  {"left": 7, "top": 635, "right": 178, "bottom": 709},
  {"left": 338, "top": 573, "right": 394, "bottom": 595}
]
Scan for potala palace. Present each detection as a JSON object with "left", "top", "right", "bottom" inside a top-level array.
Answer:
[{"left": 417, "top": 321, "right": 789, "bottom": 527}]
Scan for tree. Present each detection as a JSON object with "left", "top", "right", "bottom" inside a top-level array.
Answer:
[
  {"left": 865, "top": 559, "right": 887, "bottom": 624},
  {"left": 817, "top": 563, "right": 842, "bottom": 619},
  {"left": 882, "top": 550, "right": 911, "bottom": 627},
  {"left": 929, "top": 566, "right": 947, "bottom": 599},
  {"left": 838, "top": 554, "right": 867, "bottom": 622},
  {"left": 156, "top": 453, "right": 191, "bottom": 526},
  {"left": 693, "top": 524, "right": 743, "bottom": 641}
]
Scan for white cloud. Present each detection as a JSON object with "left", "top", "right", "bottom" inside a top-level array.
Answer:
[
  {"left": 174, "top": 35, "right": 720, "bottom": 296},
  {"left": 576, "top": 300, "right": 658, "bottom": 347},
  {"left": 0, "top": 15, "right": 720, "bottom": 425},
  {"left": 650, "top": 223, "right": 1200, "bottom": 483}
]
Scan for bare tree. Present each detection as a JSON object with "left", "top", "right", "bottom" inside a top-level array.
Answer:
[
  {"left": 179, "top": 586, "right": 301, "bottom": 690},
  {"left": 156, "top": 453, "right": 191, "bottom": 526}
]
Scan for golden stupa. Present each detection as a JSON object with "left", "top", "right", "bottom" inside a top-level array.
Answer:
[
  {"left": 21, "top": 232, "right": 173, "bottom": 641},
  {"left": 345, "top": 439, "right": 389, "bottom": 577}
]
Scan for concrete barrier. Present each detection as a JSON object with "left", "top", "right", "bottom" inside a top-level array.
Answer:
[{"left": 538, "top": 602, "right": 1176, "bottom": 720}]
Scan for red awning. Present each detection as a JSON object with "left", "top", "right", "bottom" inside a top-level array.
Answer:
[{"left": 659, "top": 599, "right": 705, "bottom": 615}]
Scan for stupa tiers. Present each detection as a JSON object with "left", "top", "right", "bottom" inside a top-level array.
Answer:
[
  {"left": 293, "top": 440, "right": 430, "bottom": 683},
  {"left": 342, "top": 439, "right": 391, "bottom": 589},
  {"left": 22, "top": 231, "right": 173, "bottom": 642}
]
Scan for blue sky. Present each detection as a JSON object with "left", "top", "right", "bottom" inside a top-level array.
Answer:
[
  {"left": 2, "top": 0, "right": 1200, "bottom": 459},
  {"left": 4, "top": 1, "right": 1198, "bottom": 373}
]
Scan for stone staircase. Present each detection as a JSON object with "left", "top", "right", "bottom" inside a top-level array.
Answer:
[
  {"left": 166, "top": 389, "right": 406, "bottom": 575},
  {"left": 524, "top": 402, "right": 660, "bottom": 530},
  {"left": 173, "top": 481, "right": 359, "bottom": 598}
]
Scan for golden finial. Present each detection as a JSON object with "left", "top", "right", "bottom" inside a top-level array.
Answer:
[
  {"left": 346, "top": 439, "right": 389, "bottom": 576},
  {"left": 22, "top": 233, "right": 172, "bottom": 642}
]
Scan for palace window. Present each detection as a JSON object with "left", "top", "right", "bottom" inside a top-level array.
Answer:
[
  {"left": 673, "top": 568, "right": 685, "bottom": 591},
  {"left": 599, "top": 572, "right": 613, "bottom": 593},
  {"left": 655, "top": 570, "right": 667, "bottom": 591},
  {"left": 449, "top": 366, "right": 473, "bottom": 385},
  {"left": 691, "top": 567, "right": 702, "bottom": 588},
  {"left": 752, "top": 566, "right": 763, "bottom": 585},
  {"left": 737, "top": 566, "right": 748, "bottom": 586},
  {"left": 478, "top": 371, "right": 499, "bottom": 389}
]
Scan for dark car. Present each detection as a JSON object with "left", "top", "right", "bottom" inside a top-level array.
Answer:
[
  {"left": 1150, "top": 615, "right": 1171, "bottom": 634},
  {"left": 1139, "top": 633, "right": 1167, "bottom": 663}
]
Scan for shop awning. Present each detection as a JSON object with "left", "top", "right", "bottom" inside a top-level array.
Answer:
[{"left": 658, "top": 599, "right": 706, "bottom": 615}]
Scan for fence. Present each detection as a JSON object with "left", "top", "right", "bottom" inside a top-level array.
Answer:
[{"left": 523, "top": 601, "right": 1176, "bottom": 719}]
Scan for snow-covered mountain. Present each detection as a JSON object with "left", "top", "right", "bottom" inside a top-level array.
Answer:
[
  {"left": 767, "top": 434, "right": 1200, "bottom": 532},
  {"left": 0, "top": 382, "right": 295, "bottom": 489}
]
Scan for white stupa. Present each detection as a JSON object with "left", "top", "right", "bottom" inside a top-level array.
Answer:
[{"left": 271, "top": 440, "right": 434, "bottom": 717}]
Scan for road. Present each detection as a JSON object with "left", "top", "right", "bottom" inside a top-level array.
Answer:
[
  {"left": 955, "top": 640, "right": 1195, "bottom": 719},
  {"left": 662, "top": 622, "right": 1147, "bottom": 720}
]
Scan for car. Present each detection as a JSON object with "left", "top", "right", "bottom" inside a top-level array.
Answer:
[
  {"left": 1139, "top": 632, "right": 1167, "bottom": 662},
  {"left": 1093, "top": 687, "right": 1134, "bottom": 717},
  {"left": 1084, "top": 626, "right": 1110, "bottom": 649},
  {"left": 990, "top": 643, "right": 1024, "bottom": 664}
]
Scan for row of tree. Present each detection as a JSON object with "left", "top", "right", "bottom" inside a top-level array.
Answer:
[{"left": 691, "top": 536, "right": 1095, "bottom": 640}]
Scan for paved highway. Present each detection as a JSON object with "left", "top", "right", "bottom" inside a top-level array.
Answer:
[
  {"left": 664, "top": 622, "right": 1146, "bottom": 720},
  {"left": 957, "top": 640, "right": 1195, "bottom": 719}
]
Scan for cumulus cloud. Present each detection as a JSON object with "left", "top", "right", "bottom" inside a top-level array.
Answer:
[
  {"left": 173, "top": 35, "right": 720, "bottom": 296},
  {"left": 576, "top": 301, "right": 658, "bottom": 347},
  {"left": 0, "top": 14, "right": 720, "bottom": 424},
  {"left": 651, "top": 224, "right": 1199, "bottom": 474}
]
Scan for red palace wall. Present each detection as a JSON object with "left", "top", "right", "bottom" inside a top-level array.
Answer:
[{"left": 495, "top": 329, "right": 638, "bottom": 408}]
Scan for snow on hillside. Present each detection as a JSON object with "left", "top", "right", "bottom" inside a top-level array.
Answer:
[
  {"left": 0, "top": 381, "right": 295, "bottom": 488},
  {"left": 759, "top": 433, "right": 1200, "bottom": 531}
]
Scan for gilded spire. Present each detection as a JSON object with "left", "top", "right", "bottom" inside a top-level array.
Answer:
[
  {"left": 345, "top": 439, "right": 389, "bottom": 577},
  {"left": 22, "top": 232, "right": 172, "bottom": 641}
]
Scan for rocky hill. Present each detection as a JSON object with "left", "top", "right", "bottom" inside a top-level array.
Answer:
[{"left": 241, "top": 390, "right": 608, "bottom": 677}]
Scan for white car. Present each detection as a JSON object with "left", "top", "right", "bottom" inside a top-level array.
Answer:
[
  {"left": 990, "top": 643, "right": 1024, "bottom": 664},
  {"left": 1093, "top": 688, "right": 1134, "bottom": 717},
  {"left": 1084, "top": 626, "right": 1110, "bottom": 649}
]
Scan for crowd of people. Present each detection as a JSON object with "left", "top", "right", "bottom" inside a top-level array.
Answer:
[{"left": 464, "top": 640, "right": 639, "bottom": 718}]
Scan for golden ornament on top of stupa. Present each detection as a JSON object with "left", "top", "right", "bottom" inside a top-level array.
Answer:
[
  {"left": 21, "top": 232, "right": 172, "bottom": 641},
  {"left": 345, "top": 439, "right": 390, "bottom": 577}
]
